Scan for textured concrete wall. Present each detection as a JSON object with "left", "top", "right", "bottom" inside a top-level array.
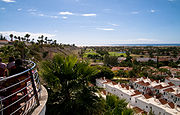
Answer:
[{"left": 32, "top": 85, "right": 48, "bottom": 115}]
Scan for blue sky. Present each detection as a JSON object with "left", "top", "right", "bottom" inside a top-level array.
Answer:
[{"left": 0, "top": 0, "right": 180, "bottom": 45}]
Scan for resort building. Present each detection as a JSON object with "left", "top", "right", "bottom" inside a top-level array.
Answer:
[{"left": 96, "top": 77, "right": 180, "bottom": 115}]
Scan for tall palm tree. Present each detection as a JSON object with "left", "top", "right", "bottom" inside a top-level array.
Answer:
[
  {"left": 9, "top": 34, "right": 13, "bottom": 41},
  {"left": 25, "top": 34, "right": 30, "bottom": 43}
]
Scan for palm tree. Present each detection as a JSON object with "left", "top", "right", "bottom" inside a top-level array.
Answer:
[
  {"left": 9, "top": 34, "right": 13, "bottom": 41},
  {"left": 14, "top": 36, "right": 18, "bottom": 40},
  {"left": 39, "top": 54, "right": 104, "bottom": 115},
  {"left": 44, "top": 37, "right": 48, "bottom": 44},
  {"left": 25, "top": 34, "right": 30, "bottom": 43},
  {"left": 105, "top": 94, "right": 134, "bottom": 115},
  {"left": 17, "top": 36, "right": 21, "bottom": 41}
]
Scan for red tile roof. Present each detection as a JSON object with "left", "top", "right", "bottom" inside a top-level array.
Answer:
[
  {"left": 159, "top": 99, "right": 168, "bottom": 105},
  {"left": 175, "top": 93, "right": 180, "bottom": 98},
  {"left": 137, "top": 81, "right": 150, "bottom": 86},
  {"left": 143, "top": 94, "right": 152, "bottom": 99},
  {"left": 131, "top": 78, "right": 137, "bottom": 82},
  {"left": 168, "top": 82, "right": 174, "bottom": 86},
  {"left": 102, "top": 90, "right": 106, "bottom": 95},
  {"left": 111, "top": 67, "right": 133, "bottom": 71},
  {"left": 106, "top": 79, "right": 112, "bottom": 82},
  {"left": 150, "top": 79, "right": 155, "bottom": 82},
  {"left": 168, "top": 102, "right": 175, "bottom": 109},
  {"left": 154, "top": 84, "right": 163, "bottom": 89},
  {"left": 121, "top": 84, "right": 125, "bottom": 88},
  {"left": 163, "top": 88, "right": 175, "bottom": 92},
  {"left": 125, "top": 86, "right": 129, "bottom": 90},
  {"left": 131, "top": 91, "right": 141, "bottom": 96},
  {"left": 112, "top": 81, "right": 117, "bottom": 85},
  {"left": 137, "top": 81, "right": 145, "bottom": 85},
  {"left": 163, "top": 85, "right": 170, "bottom": 89},
  {"left": 0, "top": 40, "right": 8, "bottom": 42},
  {"left": 133, "top": 107, "right": 146, "bottom": 114}
]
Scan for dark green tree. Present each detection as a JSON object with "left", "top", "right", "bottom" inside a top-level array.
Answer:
[{"left": 39, "top": 54, "right": 105, "bottom": 115}]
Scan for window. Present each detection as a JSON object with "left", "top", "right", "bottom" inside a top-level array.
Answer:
[
  {"left": 146, "top": 106, "right": 148, "bottom": 108},
  {"left": 130, "top": 98, "right": 131, "bottom": 100},
  {"left": 135, "top": 101, "right": 137, "bottom": 103}
]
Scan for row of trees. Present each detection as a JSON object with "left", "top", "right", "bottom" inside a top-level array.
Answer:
[{"left": 8, "top": 34, "right": 57, "bottom": 45}]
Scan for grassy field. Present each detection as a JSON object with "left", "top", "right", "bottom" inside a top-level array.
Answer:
[
  {"left": 109, "top": 52, "right": 127, "bottom": 57},
  {"left": 83, "top": 51, "right": 100, "bottom": 58}
]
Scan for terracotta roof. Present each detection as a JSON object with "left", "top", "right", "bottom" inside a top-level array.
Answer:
[
  {"left": 163, "top": 88, "right": 175, "bottom": 92},
  {"left": 143, "top": 82, "right": 150, "bottom": 86},
  {"left": 154, "top": 84, "right": 163, "bottom": 89},
  {"left": 131, "top": 91, "right": 141, "bottom": 96},
  {"left": 106, "top": 79, "right": 112, "bottom": 82},
  {"left": 150, "top": 79, "right": 155, "bottom": 82},
  {"left": 137, "top": 81, "right": 145, "bottom": 85},
  {"left": 137, "top": 81, "right": 150, "bottom": 87},
  {"left": 175, "top": 93, "right": 180, "bottom": 98},
  {"left": 168, "top": 82, "right": 174, "bottom": 86},
  {"left": 159, "top": 99, "right": 168, "bottom": 105},
  {"left": 131, "top": 78, "right": 137, "bottom": 82},
  {"left": 133, "top": 107, "right": 145, "bottom": 114},
  {"left": 0, "top": 40, "right": 8, "bottom": 42},
  {"left": 111, "top": 67, "right": 133, "bottom": 71},
  {"left": 143, "top": 94, "right": 152, "bottom": 99},
  {"left": 163, "top": 85, "right": 171, "bottom": 89},
  {"left": 103, "top": 79, "right": 112, "bottom": 84},
  {"left": 121, "top": 84, "right": 125, "bottom": 88},
  {"left": 112, "top": 81, "right": 117, "bottom": 85},
  {"left": 168, "top": 102, "right": 175, "bottom": 109},
  {"left": 125, "top": 86, "right": 129, "bottom": 90},
  {"left": 102, "top": 90, "right": 106, "bottom": 95}
]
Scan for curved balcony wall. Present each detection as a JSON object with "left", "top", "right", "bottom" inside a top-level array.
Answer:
[{"left": 0, "top": 60, "right": 47, "bottom": 115}]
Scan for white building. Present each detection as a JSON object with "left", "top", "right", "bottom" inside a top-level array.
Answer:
[
  {"left": 165, "top": 77, "right": 180, "bottom": 86},
  {"left": 96, "top": 77, "right": 180, "bottom": 115}
]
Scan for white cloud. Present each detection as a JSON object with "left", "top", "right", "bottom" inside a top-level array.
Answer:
[
  {"left": 38, "top": 13, "right": 45, "bottom": 17},
  {"left": 2, "top": 0, "right": 15, "bottom": 3},
  {"left": 50, "top": 16, "right": 58, "bottom": 19},
  {"left": 108, "top": 23, "right": 119, "bottom": 26},
  {"left": 150, "top": 9, "right": 156, "bottom": 13},
  {"left": 0, "top": 31, "right": 56, "bottom": 40},
  {"left": 27, "top": 9, "right": 37, "bottom": 12},
  {"left": 0, "top": 7, "right": 5, "bottom": 10},
  {"left": 96, "top": 28, "right": 114, "bottom": 31},
  {"left": 17, "top": 8, "right": 22, "bottom": 11},
  {"left": 59, "top": 11, "right": 74, "bottom": 15},
  {"left": 81, "top": 14, "right": 96, "bottom": 16},
  {"left": 131, "top": 11, "right": 139, "bottom": 14},
  {"left": 62, "top": 16, "right": 68, "bottom": 19}
]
